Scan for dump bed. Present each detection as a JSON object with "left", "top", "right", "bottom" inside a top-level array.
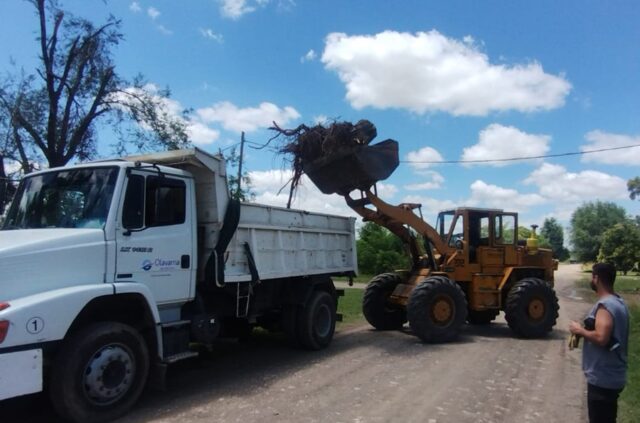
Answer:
[
  {"left": 122, "top": 148, "right": 357, "bottom": 283},
  {"left": 226, "top": 202, "right": 356, "bottom": 282}
]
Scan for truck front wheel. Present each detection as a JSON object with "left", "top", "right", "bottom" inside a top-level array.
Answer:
[
  {"left": 49, "top": 322, "right": 150, "bottom": 423},
  {"left": 297, "top": 291, "right": 336, "bottom": 350}
]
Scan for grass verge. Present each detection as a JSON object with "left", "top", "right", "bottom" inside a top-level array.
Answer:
[
  {"left": 337, "top": 288, "right": 364, "bottom": 327},
  {"left": 620, "top": 303, "right": 639, "bottom": 423}
]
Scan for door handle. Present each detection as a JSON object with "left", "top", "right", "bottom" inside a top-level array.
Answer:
[{"left": 181, "top": 255, "right": 190, "bottom": 269}]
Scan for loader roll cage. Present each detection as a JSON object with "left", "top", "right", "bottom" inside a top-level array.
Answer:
[{"left": 345, "top": 188, "right": 518, "bottom": 272}]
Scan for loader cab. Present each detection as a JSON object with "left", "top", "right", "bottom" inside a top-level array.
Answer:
[{"left": 436, "top": 208, "right": 518, "bottom": 270}]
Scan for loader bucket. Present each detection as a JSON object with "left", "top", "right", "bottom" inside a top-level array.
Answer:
[{"left": 303, "top": 139, "right": 399, "bottom": 195}]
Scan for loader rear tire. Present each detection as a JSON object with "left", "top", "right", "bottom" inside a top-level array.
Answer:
[
  {"left": 505, "top": 277, "right": 559, "bottom": 338},
  {"left": 408, "top": 276, "right": 467, "bottom": 343},
  {"left": 467, "top": 309, "right": 499, "bottom": 325},
  {"left": 363, "top": 273, "right": 407, "bottom": 330}
]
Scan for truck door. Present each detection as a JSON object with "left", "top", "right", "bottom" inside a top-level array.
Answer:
[{"left": 115, "top": 171, "right": 194, "bottom": 304}]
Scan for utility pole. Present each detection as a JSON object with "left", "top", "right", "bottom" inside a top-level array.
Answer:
[{"left": 236, "top": 132, "right": 245, "bottom": 200}]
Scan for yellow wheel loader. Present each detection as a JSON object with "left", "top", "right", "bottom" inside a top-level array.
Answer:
[{"left": 304, "top": 138, "right": 559, "bottom": 343}]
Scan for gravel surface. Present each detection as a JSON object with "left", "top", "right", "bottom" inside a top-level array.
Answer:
[{"left": 2, "top": 264, "right": 592, "bottom": 423}]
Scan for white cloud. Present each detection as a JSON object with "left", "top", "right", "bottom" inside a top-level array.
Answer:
[
  {"left": 404, "top": 171, "right": 444, "bottom": 190},
  {"left": 200, "top": 28, "right": 224, "bottom": 43},
  {"left": 301, "top": 49, "right": 317, "bottom": 63},
  {"left": 313, "top": 115, "right": 329, "bottom": 125},
  {"left": 581, "top": 130, "right": 640, "bottom": 165},
  {"left": 461, "top": 124, "right": 551, "bottom": 167},
  {"left": 220, "top": 0, "right": 257, "bottom": 19},
  {"left": 129, "top": 2, "right": 142, "bottom": 13},
  {"left": 156, "top": 25, "right": 173, "bottom": 35},
  {"left": 401, "top": 195, "right": 458, "bottom": 218},
  {"left": 469, "top": 180, "right": 546, "bottom": 212},
  {"left": 524, "top": 163, "right": 628, "bottom": 203},
  {"left": 147, "top": 7, "right": 160, "bottom": 20},
  {"left": 109, "top": 84, "right": 219, "bottom": 146},
  {"left": 406, "top": 146, "right": 444, "bottom": 171},
  {"left": 186, "top": 122, "right": 220, "bottom": 145},
  {"left": 196, "top": 101, "right": 300, "bottom": 133},
  {"left": 321, "top": 30, "right": 571, "bottom": 116}
]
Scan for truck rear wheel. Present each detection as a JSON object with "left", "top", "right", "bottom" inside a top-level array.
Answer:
[
  {"left": 467, "top": 309, "right": 499, "bottom": 325},
  {"left": 49, "top": 322, "right": 149, "bottom": 423},
  {"left": 363, "top": 272, "right": 407, "bottom": 330},
  {"left": 297, "top": 291, "right": 336, "bottom": 350},
  {"left": 407, "top": 276, "right": 467, "bottom": 343},
  {"left": 505, "top": 278, "right": 559, "bottom": 338}
]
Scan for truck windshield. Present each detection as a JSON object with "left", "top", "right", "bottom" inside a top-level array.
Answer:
[{"left": 2, "top": 167, "right": 119, "bottom": 230}]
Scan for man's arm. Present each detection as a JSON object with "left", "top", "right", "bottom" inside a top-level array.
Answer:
[{"left": 569, "top": 305, "right": 613, "bottom": 347}]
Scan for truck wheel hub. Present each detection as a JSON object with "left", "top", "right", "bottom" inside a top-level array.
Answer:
[
  {"left": 314, "top": 303, "right": 332, "bottom": 338},
  {"left": 528, "top": 298, "right": 545, "bottom": 321},
  {"left": 83, "top": 344, "right": 135, "bottom": 404}
]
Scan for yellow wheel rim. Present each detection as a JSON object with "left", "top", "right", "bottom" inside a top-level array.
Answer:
[
  {"left": 528, "top": 298, "right": 545, "bottom": 321},
  {"left": 432, "top": 295, "right": 454, "bottom": 325}
]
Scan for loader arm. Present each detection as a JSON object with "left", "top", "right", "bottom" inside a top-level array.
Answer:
[{"left": 344, "top": 189, "right": 453, "bottom": 267}]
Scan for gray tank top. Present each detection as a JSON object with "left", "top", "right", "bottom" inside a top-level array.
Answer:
[{"left": 582, "top": 294, "right": 629, "bottom": 389}]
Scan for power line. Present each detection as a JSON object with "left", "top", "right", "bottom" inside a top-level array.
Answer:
[{"left": 400, "top": 143, "right": 640, "bottom": 164}]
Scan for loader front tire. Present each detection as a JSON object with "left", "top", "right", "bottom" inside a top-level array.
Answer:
[
  {"left": 408, "top": 276, "right": 467, "bottom": 343},
  {"left": 363, "top": 272, "right": 407, "bottom": 330},
  {"left": 505, "top": 277, "right": 559, "bottom": 338}
]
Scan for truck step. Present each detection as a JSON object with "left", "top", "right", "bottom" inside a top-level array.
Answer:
[{"left": 163, "top": 351, "right": 199, "bottom": 364}]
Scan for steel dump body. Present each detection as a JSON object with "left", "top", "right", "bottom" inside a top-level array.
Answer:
[
  {"left": 227, "top": 203, "right": 356, "bottom": 282},
  {"left": 121, "top": 148, "right": 357, "bottom": 285}
]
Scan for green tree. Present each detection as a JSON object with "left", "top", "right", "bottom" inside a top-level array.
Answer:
[
  {"left": 0, "top": 0, "right": 189, "bottom": 175},
  {"left": 627, "top": 177, "right": 640, "bottom": 200},
  {"left": 570, "top": 201, "right": 628, "bottom": 263},
  {"left": 598, "top": 221, "right": 640, "bottom": 275},
  {"left": 540, "top": 218, "right": 570, "bottom": 261},
  {"left": 356, "top": 222, "right": 409, "bottom": 275}
]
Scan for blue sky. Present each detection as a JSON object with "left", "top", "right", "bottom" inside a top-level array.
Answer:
[{"left": 2, "top": 0, "right": 639, "bottom": 234}]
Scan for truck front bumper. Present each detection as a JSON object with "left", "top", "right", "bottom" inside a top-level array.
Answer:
[{"left": 0, "top": 349, "right": 43, "bottom": 401}]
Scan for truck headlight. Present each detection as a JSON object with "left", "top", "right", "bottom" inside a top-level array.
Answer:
[{"left": 0, "top": 320, "right": 8, "bottom": 344}]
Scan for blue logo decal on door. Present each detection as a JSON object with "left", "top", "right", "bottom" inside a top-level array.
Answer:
[{"left": 142, "top": 259, "right": 153, "bottom": 271}]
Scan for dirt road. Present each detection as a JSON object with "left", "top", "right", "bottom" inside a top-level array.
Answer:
[{"left": 3, "top": 264, "right": 593, "bottom": 423}]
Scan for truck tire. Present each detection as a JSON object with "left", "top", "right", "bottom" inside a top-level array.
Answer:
[
  {"left": 407, "top": 276, "right": 468, "bottom": 343},
  {"left": 505, "top": 277, "right": 559, "bottom": 338},
  {"left": 297, "top": 291, "right": 336, "bottom": 350},
  {"left": 363, "top": 272, "right": 407, "bottom": 330},
  {"left": 49, "top": 322, "right": 150, "bottom": 423},
  {"left": 467, "top": 309, "right": 499, "bottom": 325}
]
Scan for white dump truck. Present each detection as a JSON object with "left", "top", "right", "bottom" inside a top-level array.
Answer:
[{"left": 0, "top": 148, "right": 357, "bottom": 422}]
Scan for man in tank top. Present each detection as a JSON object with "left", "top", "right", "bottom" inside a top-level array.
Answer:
[{"left": 569, "top": 262, "right": 630, "bottom": 423}]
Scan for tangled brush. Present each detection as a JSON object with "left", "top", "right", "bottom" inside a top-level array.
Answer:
[{"left": 270, "top": 120, "right": 377, "bottom": 207}]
